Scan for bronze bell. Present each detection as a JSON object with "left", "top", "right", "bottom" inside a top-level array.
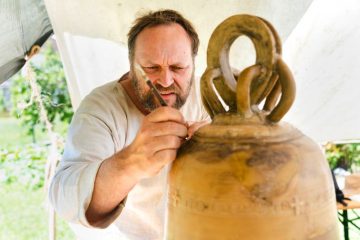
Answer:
[{"left": 166, "top": 15, "right": 339, "bottom": 240}]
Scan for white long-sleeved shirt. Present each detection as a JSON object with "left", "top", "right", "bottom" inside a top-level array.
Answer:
[{"left": 49, "top": 78, "right": 210, "bottom": 240}]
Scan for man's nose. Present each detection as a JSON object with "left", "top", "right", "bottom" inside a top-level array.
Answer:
[{"left": 158, "top": 68, "right": 173, "bottom": 87}]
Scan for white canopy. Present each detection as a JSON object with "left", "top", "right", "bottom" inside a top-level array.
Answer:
[
  {"left": 44, "top": 0, "right": 360, "bottom": 143},
  {"left": 0, "top": 0, "right": 52, "bottom": 83},
  {"left": 283, "top": 0, "right": 360, "bottom": 143}
]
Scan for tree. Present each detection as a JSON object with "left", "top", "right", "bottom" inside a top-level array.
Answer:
[
  {"left": 325, "top": 142, "right": 360, "bottom": 172},
  {"left": 10, "top": 43, "right": 73, "bottom": 142}
]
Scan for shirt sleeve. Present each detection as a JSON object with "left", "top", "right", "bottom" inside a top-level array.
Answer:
[{"left": 48, "top": 111, "right": 125, "bottom": 228}]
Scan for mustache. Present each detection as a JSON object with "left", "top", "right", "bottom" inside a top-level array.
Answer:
[{"left": 153, "top": 83, "right": 178, "bottom": 94}]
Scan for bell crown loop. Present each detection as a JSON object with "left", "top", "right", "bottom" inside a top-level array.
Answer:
[{"left": 200, "top": 14, "right": 296, "bottom": 123}]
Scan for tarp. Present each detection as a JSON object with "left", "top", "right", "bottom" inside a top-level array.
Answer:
[
  {"left": 0, "top": 0, "right": 53, "bottom": 83},
  {"left": 44, "top": 0, "right": 360, "bottom": 143},
  {"left": 283, "top": 0, "right": 360, "bottom": 143},
  {"left": 1, "top": 1, "right": 359, "bottom": 142},
  {"left": 44, "top": 0, "right": 313, "bottom": 108}
]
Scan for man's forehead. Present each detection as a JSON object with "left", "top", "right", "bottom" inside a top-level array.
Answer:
[
  {"left": 134, "top": 50, "right": 193, "bottom": 65},
  {"left": 134, "top": 24, "right": 192, "bottom": 50},
  {"left": 133, "top": 23, "right": 193, "bottom": 64}
]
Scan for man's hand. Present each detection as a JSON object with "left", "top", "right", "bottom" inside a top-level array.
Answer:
[
  {"left": 86, "top": 107, "right": 187, "bottom": 226},
  {"left": 122, "top": 107, "right": 188, "bottom": 179}
]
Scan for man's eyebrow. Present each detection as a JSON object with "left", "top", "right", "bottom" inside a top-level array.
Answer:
[
  {"left": 142, "top": 61, "right": 158, "bottom": 66},
  {"left": 170, "top": 63, "right": 190, "bottom": 67},
  {"left": 143, "top": 62, "right": 190, "bottom": 67}
]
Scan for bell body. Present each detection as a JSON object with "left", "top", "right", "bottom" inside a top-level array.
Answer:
[{"left": 166, "top": 114, "right": 339, "bottom": 240}]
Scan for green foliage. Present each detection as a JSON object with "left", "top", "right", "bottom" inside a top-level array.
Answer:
[
  {"left": 10, "top": 44, "right": 73, "bottom": 139},
  {"left": 325, "top": 143, "right": 360, "bottom": 171},
  {"left": 0, "top": 144, "right": 47, "bottom": 189},
  {"left": 0, "top": 183, "right": 76, "bottom": 240},
  {"left": 0, "top": 43, "right": 75, "bottom": 239},
  {"left": 0, "top": 116, "right": 47, "bottom": 147}
]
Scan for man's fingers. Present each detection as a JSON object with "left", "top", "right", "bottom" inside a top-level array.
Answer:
[
  {"left": 150, "top": 121, "right": 188, "bottom": 138},
  {"left": 146, "top": 107, "right": 185, "bottom": 124}
]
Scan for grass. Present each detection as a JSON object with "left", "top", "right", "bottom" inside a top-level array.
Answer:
[
  {"left": 0, "top": 114, "right": 68, "bottom": 148},
  {"left": 0, "top": 115, "right": 75, "bottom": 239},
  {"left": 0, "top": 183, "right": 75, "bottom": 240},
  {"left": 0, "top": 116, "right": 47, "bottom": 147}
]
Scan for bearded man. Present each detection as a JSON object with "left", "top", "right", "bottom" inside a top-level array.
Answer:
[{"left": 49, "top": 9, "right": 209, "bottom": 239}]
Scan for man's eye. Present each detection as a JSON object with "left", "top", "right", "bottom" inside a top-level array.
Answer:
[
  {"left": 144, "top": 66, "right": 159, "bottom": 73},
  {"left": 170, "top": 66, "right": 185, "bottom": 72}
]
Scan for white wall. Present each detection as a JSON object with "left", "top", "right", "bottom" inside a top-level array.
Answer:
[
  {"left": 283, "top": 0, "right": 360, "bottom": 142},
  {"left": 44, "top": 0, "right": 313, "bottom": 108},
  {"left": 44, "top": 0, "right": 360, "bottom": 142}
]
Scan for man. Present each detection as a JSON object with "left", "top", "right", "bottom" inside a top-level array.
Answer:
[{"left": 49, "top": 9, "right": 210, "bottom": 239}]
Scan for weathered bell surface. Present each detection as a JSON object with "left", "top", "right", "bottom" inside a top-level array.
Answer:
[{"left": 166, "top": 15, "right": 339, "bottom": 240}]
